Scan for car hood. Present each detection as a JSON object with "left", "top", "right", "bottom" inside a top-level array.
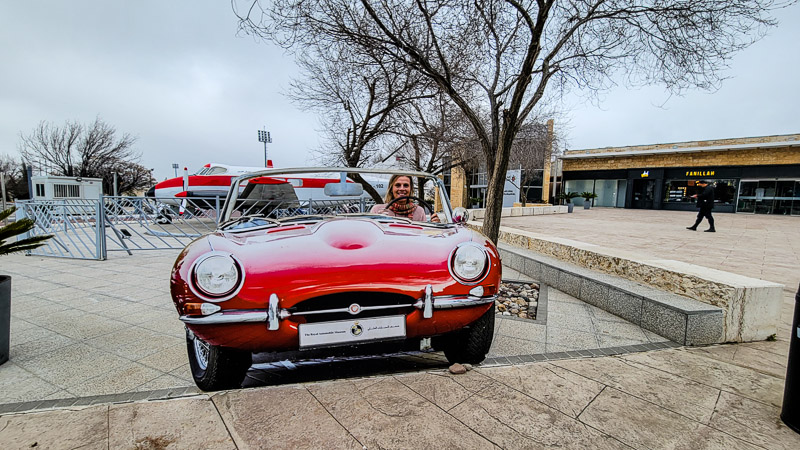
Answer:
[{"left": 185, "top": 217, "right": 493, "bottom": 306}]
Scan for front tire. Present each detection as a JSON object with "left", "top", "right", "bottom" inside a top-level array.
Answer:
[
  {"left": 439, "top": 304, "right": 495, "bottom": 364},
  {"left": 186, "top": 328, "right": 252, "bottom": 391}
]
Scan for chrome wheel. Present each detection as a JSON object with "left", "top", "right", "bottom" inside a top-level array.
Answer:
[
  {"left": 185, "top": 327, "right": 252, "bottom": 391},
  {"left": 193, "top": 335, "right": 210, "bottom": 370}
]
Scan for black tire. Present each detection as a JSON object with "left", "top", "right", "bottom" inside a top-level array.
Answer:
[
  {"left": 440, "top": 304, "right": 495, "bottom": 364},
  {"left": 186, "top": 328, "right": 252, "bottom": 391}
]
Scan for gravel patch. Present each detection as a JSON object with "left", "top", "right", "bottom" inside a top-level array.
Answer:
[{"left": 496, "top": 281, "right": 539, "bottom": 320}]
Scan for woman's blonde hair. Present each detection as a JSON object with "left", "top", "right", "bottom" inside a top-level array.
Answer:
[{"left": 383, "top": 175, "right": 415, "bottom": 203}]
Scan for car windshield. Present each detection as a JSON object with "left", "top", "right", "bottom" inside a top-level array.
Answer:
[{"left": 219, "top": 168, "right": 455, "bottom": 231}]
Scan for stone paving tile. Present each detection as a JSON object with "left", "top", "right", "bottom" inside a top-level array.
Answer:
[
  {"left": 708, "top": 391, "right": 800, "bottom": 449},
  {"left": 545, "top": 342, "right": 584, "bottom": 353},
  {"left": 213, "top": 385, "right": 362, "bottom": 449},
  {"left": 7, "top": 332, "right": 76, "bottom": 361},
  {"left": 485, "top": 363, "right": 604, "bottom": 419},
  {"left": 84, "top": 326, "right": 181, "bottom": 361},
  {"left": 489, "top": 335, "right": 546, "bottom": 357},
  {"left": 40, "top": 312, "right": 133, "bottom": 341},
  {"left": 133, "top": 373, "right": 193, "bottom": 392},
  {"left": 546, "top": 326, "right": 600, "bottom": 349},
  {"left": 13, "top": 343, "right": 133, "bottom": 391},
  {"left": 0, "top": 362, "right": 64, "bottom": 404},
  {"left": 495, "top": 318, "right": 546, "bottom": 341},
  {"left": 109, "top": 397, "right": 235, "bottom": 449},
  {"left": 0, "top": 403, "right": 109, "bottom": 449},
  {"left": 8, "top": 322, "right": 74, "bottom": 351},
  {"left": 67, "top": 362, "right": 168, "bottom": 397},
  {"left": 552, "top": 355, "right": 720, "bottom": 423},
  {"left": 622, "top": 349, "right": 785, "bottom": 408},
  {"left": 580, "top": 387, "right": 761, "bottom": 449},
  {"left": 394, "top": 369, "right": 490, "bottom": 411},
  {"left": 10, "top": 298, "right": 73, "bottom": 321},
  {"left": 136, "top": 343, "right": 190, "bottom": 373},
  {"left": 307, "top": 377, "right": 495, "bottom": 449},
  {"left": 545, "top": 310, "right": 596, "bottom": 333},
  {"left": 592, "top": 319, "right": 650, "bottom": 342},
  {"left": 547, "top": 298, "right": 591, "bottom": 316},
  {"left": 449, "top": 381, "right": 628, "bottom": 449}
]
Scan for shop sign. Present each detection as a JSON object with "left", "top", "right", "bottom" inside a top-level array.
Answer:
[
  {"left": 685, "top": 170, "right": 715, "bottom": 177},
  {"left": 503, "top": 169, "right": 521, "bottom": 207},
  {"left": 640, "top": 171, "right": 650, "bottom": 178}
]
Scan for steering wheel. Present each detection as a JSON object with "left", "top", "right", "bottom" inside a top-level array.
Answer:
[{"left": 384, "top": 196, "right": 433, "bottom": 216}]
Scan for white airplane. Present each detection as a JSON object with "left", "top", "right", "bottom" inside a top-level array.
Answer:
[{"left": 145, "top": 162, "right": 389, "bottom": 206}]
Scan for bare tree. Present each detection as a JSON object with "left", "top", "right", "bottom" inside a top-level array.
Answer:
[
  {"left": 18, "top": 118, "right": 153, "bottom": 195},
  {"left": 0, "top": 155, "right": 28, "bottom": 201},
  {"left": 388, "top": 95, "right": 464, "bottom": 195},
  {"left": 508, "top": 121, "right": 557, "bottom": 206},
  {"left": 286, "top": 36, "right": 430, "bottom": 202},
  {"left": 237, "top": 0, "right": 782, "bottom": 243}
]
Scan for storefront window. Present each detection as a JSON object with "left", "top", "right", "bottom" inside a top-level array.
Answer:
[
  {"left": 737, "top": 179, "right": 800, "bottom": 215},
  {"left": 664, "top": 179, "right": 736, "bottom": 206},
  {"left": 564, "top": 180, "right": 594, "bottom": 205}
]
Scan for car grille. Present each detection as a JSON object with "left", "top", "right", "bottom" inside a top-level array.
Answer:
[{"left": 291, "top": 292, "right": 417, "bottom": 323}]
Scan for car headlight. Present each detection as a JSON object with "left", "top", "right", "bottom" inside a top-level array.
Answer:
[
  {"left": 191, "top": 252, "right": 244, "bottom": 301},
  {"left": 450, "top": 243, "right": 488, "bottom": 283}
]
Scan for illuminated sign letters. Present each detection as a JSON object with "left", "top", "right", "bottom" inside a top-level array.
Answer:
[
  {"left": 641, "top": 171, "right": 649, "bottom": 178},
  {"left": 685, "top": 170, "right": 715, "bottom": 177}
]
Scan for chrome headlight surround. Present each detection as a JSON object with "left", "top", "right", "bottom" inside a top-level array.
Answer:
[
  {"left": 449, "top": 242, "right": 489, "bottom": 285},
  {"left": 189, "top": 252, "right": 245, "bottom": 302}
]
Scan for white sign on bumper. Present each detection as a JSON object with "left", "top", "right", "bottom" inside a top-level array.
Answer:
[{"left": 298, "top": 315, "right": 406, "bottom": 348}]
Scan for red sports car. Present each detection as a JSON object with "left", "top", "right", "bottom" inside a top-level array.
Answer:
[{"left": 170, "top": 168, "right": 501, "bottom": 390}]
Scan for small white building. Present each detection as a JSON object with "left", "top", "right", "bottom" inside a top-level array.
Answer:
[{"left": 31, "top": 176, "right": 104, "bottom": 201}]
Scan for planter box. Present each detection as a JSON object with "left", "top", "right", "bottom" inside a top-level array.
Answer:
[{"left": 1, "top": 275, "right": 9, "bottom": 365}]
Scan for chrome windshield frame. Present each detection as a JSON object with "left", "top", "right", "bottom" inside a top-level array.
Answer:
[{"left": 219, "top": 167, "right": 453, "bottom": 226}]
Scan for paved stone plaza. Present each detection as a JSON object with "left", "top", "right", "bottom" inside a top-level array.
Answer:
[{"left": 1, "top": 208, "right": 799, "bottom": 448}]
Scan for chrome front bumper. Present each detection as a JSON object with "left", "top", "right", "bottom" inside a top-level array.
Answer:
[{"left": 180, "top": 286, "right": 496, "bottom": 327}]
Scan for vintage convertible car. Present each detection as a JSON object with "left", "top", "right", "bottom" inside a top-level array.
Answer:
[{"left": 170, "top": 168, "right": 501, "bottom": 390}]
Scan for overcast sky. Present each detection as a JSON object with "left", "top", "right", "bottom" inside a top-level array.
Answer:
[{"left": 1, "top": 2, "right": 798, "bottom": 181}]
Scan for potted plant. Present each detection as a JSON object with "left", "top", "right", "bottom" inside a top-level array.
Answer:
[
  {"left": 1, "top": 207, "right": 53, "bottom": 365},
  {"left": 557, "top": 192, "right": 580, "bottom": 213},
  {"left": 580, "top": 191, "right": 598, "bottom": 209}
]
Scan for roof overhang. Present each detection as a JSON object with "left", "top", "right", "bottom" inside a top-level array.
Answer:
[{"left": 561, "top": 140, "right": 800, "bottom": 160}]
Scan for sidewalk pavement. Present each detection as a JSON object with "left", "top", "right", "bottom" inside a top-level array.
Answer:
[{"left": 1, "top": 209, "right": 799, "bottom": 448}]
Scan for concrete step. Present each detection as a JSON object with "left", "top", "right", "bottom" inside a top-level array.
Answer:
[{"left": 499, "top": 244, "right": 724, "bottom": 345}]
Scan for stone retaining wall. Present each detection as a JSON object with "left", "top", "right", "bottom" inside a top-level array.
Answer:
[
  {"left": 500, "top": 245, "right": 724, "bottom": 345},
  {"left": 480, "top": 224, "right": 784, "bottom": 342},
  {"left": 469, "top": 205, "right": 568, "bottom": 220}
]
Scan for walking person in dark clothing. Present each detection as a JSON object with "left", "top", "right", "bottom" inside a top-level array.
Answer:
[{"left": 687, "top": 180, "right": 715, "bottom": 232}]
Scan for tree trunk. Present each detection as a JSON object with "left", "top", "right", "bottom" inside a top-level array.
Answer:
[
  {"left": 482, "top": 170, "right": 506, "bottom": 244},
  {"left": 348, "top": 173, "right": 383, "bottom": 204}
]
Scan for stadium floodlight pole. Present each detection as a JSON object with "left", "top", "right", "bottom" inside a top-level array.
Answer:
[
  {"left": 171, "top": 163, "right": 179, "bottom": 178},
  {"left": 257, "top": 128, "right": 272, "bottom": 167}
]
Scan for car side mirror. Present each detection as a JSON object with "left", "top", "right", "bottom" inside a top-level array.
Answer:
[{"left": 452, "top": 207, "right": 469, "bottom": 224}]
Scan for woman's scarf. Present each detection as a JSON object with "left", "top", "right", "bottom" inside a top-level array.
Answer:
[{"left": 387, "top": 200, "right": 417, "bottom": 218}]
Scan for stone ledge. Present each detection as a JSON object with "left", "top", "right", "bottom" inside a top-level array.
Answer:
[
  {"left": 499, "top": 245, "right": 725, "bottom": 345},
  {"left": 489, "top": 225, "right": 783, "bottom": 343},
  {"left": 469, "top": 205, "right": 568, "bottom": 220}
]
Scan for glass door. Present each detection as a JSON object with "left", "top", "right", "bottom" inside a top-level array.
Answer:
[
  {"left": 594, "top": 179, "right": 620, "bottom": 207},
  {"left": 616, "top": 180, "right": 628, "bottom": 208},
  {"left": 794, "top": 181, "right": 800, "bottom": 216},
  {"left": 631, "top": 179, "right": 655, "bottom": 209}
]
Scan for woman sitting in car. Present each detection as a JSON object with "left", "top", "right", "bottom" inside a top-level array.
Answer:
[{"left": 370, "top": 174, "right": 439, "bottom": 222}]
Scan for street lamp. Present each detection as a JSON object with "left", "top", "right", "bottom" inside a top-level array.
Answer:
[
  {"left": 257, "top": 129, "right": 272, "bottom": 167},
  {"left": 171, "top": 163, "right": 179, "bottom": 178}
]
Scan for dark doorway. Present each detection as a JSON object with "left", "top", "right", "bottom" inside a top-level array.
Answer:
[{"left": 632, "top": 179, "right": 656, "bottom": 209}]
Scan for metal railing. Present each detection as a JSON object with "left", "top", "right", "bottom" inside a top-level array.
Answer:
[{"left": 17, "top": 195, "right": 380, "bottom": 260}]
